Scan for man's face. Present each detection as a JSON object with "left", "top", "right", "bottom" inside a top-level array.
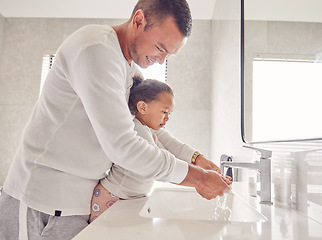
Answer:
[{"left": 129, "top": 16, "right": 187, "bottom": 68}]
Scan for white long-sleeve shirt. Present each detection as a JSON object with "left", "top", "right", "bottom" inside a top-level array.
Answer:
[
  {"left": 101, "top": 118, "right": 195, "bottom": 199},
  {"left": 3, "top": 25, "right": 188, "bottom": 216}
]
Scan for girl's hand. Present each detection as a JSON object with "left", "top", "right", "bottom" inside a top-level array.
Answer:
[
  {"left": 194, "top": 155, "right": 232, "bottom": 183},
  {"left": 194, "top": 155, "right": 220, "bottom": 171}
]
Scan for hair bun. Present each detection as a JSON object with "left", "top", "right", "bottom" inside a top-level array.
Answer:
[{"left": 132, "top": 75, "right": 143, "bottom": 88}]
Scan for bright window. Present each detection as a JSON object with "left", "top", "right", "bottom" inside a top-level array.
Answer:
[
  {"left": 40, "top": 52, "right": 55, "bottom": 93},
  {"left": 136, "top": 61, "right": 167, "bottom": 82},
  {"left": 252, "top": 59, "right": 322, "bottom": 140}
]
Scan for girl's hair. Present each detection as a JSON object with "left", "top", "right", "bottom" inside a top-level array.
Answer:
[{"left": 128, "top": 76, "right": 174, "bottom": 115}]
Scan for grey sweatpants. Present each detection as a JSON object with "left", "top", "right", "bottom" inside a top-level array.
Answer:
[{"left": 0, "top": 189, "right": 89, "bottom": 240}]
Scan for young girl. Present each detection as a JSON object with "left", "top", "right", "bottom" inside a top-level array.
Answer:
[{"left": 89, "top": 76, "right": 229, "bottom": 222}]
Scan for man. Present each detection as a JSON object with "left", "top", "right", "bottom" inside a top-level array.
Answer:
[{"left": 0, "top": 0, "right": 231, "bottom": 239}]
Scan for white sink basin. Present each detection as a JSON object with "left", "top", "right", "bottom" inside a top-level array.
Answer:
[{"left": 139, "top": 187, "right": 268, "bottom": 222}]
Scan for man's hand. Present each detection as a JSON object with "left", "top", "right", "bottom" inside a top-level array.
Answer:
[
  {"left": 195, "top": 170, "right": 231, "bottom": 200},
  {"left": 179, "top": 164, "right": 232, "bottom": 200}
]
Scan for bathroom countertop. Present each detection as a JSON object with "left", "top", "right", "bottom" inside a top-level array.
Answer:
[{"left": 73, "top": 182, "right": 322, "bottom": 240}]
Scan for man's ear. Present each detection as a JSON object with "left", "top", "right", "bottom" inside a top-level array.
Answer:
[
  {"left": 137, "top": 101, "right": 147, "bottom": 114},
  {"left": 132, "top": 9, "right": 146, "bottom": 33}
]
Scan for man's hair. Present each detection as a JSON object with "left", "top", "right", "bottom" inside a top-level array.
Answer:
[
  {"left": 131, "top": 0, "right": 192, "bottom": 36},
  {"left": 128, "top": 76, "right": 174, "bottom": 115}
]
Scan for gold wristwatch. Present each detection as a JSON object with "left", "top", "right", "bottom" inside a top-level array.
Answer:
[{"left": 191, "top": 151, "right": 202, "bottom": 164}]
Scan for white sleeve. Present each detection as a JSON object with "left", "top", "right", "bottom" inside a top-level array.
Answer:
[
  {"left": 134, "top": 124, "right": 156, "bottom": 146},
  {"left": 62, "top": 34, "right": 188, "bottom": 183},
  {"left": 133, "top": 120, "right": 188, "bottom": 183},
  {"left": 156, "top": 128, "right": 196, "bottom": 163}
]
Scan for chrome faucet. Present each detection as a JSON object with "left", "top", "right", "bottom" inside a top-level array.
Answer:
[{"left": 221, "top": 145, "right": 273, "bottom": 204}]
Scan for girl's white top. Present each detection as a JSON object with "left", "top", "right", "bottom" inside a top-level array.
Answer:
[
  {"left": 101, "top": 118, "right": 195, "bottom": 199},
  {"left": 3, "top": 25, "right": 189, "bottom": 216}
]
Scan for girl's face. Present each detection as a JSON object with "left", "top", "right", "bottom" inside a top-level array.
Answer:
[{"left": 136, "top": 92, "right": 174, "bottom": 131}]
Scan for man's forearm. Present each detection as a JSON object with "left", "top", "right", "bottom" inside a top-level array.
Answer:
[{"left": 178, "top": 164, "right": 206, "bottom": 188}]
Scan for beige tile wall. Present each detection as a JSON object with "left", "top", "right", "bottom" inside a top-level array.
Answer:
[
  {"left": 0, "top": 14, "right": 4, "bottom": 57},
  {"left": 166, "top": 20, "right": 212, "bottom": 159},
  {"left": 210, "top": 0, "right": 252, "bottom": 166}
]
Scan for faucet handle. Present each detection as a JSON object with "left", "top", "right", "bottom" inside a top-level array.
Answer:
[{"left": 243, "top": 145, "right": 272, "bottom": 159}]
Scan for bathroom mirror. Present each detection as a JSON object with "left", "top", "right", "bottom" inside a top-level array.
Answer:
[{"left": 241, "top": 0, "right": 322, "bottom": 143}]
